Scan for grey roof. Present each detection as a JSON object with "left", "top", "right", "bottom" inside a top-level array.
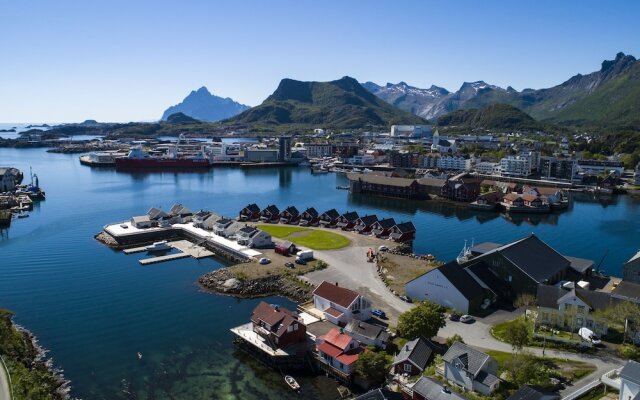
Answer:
[
  {"left": 393, "top": 337, "right": 433, "bottom": 371},
  {"left": 393, "top": 221, "right": 416, "bottom": 233},
  {"left": 374, "top": 218, "right": 396, "bottom": 230},
  {"left": 466, "top": 262, "right": 506, "bottom": 296},
  {"left": 147, "top": 207, "right": 168, "bottom": 220},
  {"left": 612, "top": 281, "right": 640, "bottom": 301},
  {"left": 536, "top": 284, "right": 614, "bottom": 311},
  {"left": 131, "top": 215, "right": 150, "bottom": 224},
  {"left": 283, "top": 206, "right": 299, "bottom": 216},
  {"left": 418, "top": 177, "right": 447, "bottom": 188},
  {"left": 620, "top": 360, "right": 640, "bottom": 385},
  {"left": 475, "top": 370, "right": 499, "bottom": 387},
  {"left": 242, "top": 203, "right": 260, "bottom": 213},
  {"left": 356, "top": 215, "right": 378, "bottom": 226},
  {"left": 321, "top": 208, "right": 340, "bottom": 219},
  {"left": 347, "top": 173, "right": 417, "bottom": 187},
  {"left": 262, "top": 204, "right": 280, "bottom": 215},
  {"left": 507, "top": 385, "right": 559, "bottom": 400},
  {"left": 353, "top": 389, "right": 387, "bottom": 400},
  {"left": 302, "top": 207, "right": 319, "bottom": 218},
  {"left": 564, "top": 256, "right": 594, "bottom": 273},
  {"left": 437, "top": 262, "right": 486, "bottom": 302},
  {"left": 411, "top": 377, "right": 467, "bottom": 400},
  {"left": 340, "top": 211, "right": 359, "bottom": 222},
  {"left": 469, "top": 242, "right": 502, "bottom": 256},
  {"left": 471, "top": 234, "right": 571, "bottom": 283},
  {"left": 442, "top": 342, "right": 490, "bottom": 376},
  {"left": 345, "top": 320, "right": 390, "bottom": 343},
  {"left": 238, "top": 226, "right": 256, "bottom": 234}
]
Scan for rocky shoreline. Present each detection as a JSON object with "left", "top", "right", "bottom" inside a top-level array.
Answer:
[{"left": 198, "top": 267, "right": 313, "bottom": 303}]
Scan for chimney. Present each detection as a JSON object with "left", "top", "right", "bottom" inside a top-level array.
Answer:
[{"left": 335, "top": 281, "right": 339, "bottom": 286}]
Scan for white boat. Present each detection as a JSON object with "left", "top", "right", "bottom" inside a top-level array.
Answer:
[
  {"left": 456, "top": 239, "right": 474, "bottom": 264},
  {"left": 284, "top": 375, "right": 300, "bottom": 391},
  {"left": 145, "top": 240, "right": 171, "bottom": 252}
]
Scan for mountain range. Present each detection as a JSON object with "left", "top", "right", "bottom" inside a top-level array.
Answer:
[
  {"left": 364, "top": 52, "right": 640, "bottom": 130},
  {"left": 223, "top": 76, "right": 425, "bottom": 129},
  {"left": 161, "top": 87, "right": 249, "bottom": 122}
]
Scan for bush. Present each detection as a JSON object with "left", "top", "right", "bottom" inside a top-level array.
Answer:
[{"left": 619, "top": 344, "right": 640, "bottom": 361}]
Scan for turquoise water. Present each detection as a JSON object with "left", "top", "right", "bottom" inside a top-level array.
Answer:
[{"left": 1, "top": 147, "right": 639, "bottom": 399}]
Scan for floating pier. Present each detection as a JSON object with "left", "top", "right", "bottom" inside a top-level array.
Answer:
[
  {"left": 139, "top": 252, "right": 190, "bottom": 265},
  {"left": 125, "top": 239, "right": 215, "bottom": 265}
]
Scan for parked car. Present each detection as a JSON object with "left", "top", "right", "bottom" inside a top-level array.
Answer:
[
  {"left": 259, "top": 257, "right": 271, "bottom": 265},
  {"left": 460, "top": 315, "right": 475, "bottom": 324},
  {"left": 449, "top": 313, "right": 461, "bottom": 322},
  {"left": 378, "top": 245, "right": 389, "bottom": 252},
  {"left": 372, "top": 309, "right": 386, "bottom": 319},
  {"left": 284, "top": 262, "right": 295, "bottom": 269},
  {"left": 295, "top": 257, "right": 307, "bottom": 265},
  {"left": 399, "top": 295, "right": 413, "bottom": 303}
]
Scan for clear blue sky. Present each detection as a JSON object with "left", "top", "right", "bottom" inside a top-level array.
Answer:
[{"left": 1, "top": 0, "right": 639, "bottom": 123}]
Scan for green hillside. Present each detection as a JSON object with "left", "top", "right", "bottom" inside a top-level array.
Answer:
[
  {"left": 436, "top": 103, "right": 543, "bottom": 131},
  {"left": 224, "top": 76, "right": 426, "bottom": 129}
]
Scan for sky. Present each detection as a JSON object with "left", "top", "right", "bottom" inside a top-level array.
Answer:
[{"left": 1, "top": 0, "right": 639, "bottom": 123}]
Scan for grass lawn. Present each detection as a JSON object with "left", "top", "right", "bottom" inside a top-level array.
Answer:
[
  {"left": 491, "top": 317, "right": 534, "bottom": 342},
  {"left": 486, "top": 350, "right": 596, "bottom": 382},
  {"left": 257, "top": 224, "right": 351, "bottom": 250},
  {"left": 377, "top": 253, "right": 439, "bottom": 295}
]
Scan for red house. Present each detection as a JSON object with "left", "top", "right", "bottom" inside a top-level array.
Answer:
[
  {"left": 440, "top": 179, "right": 480, "bottom": 202},
  {"left": 353, "top": 215, "right": 378, "bottom": 235},
  {"left": 280, "top": 206, "right": 300, "bottom": 224},
  {"left": 315, "top": 328, "right": 364, "bottom": 381},
  {"left": 371, "top": 217, "right": 396, "bottom": 238},
  {"left": 336, "top": 211, "right": 359, "bottom": 231},
  {"left": 250, "top": 302, "right": 306, "bottom": 348},
  {"left": 319, "top": 208, "right": 340, "bottom": 228},
  {"left": 259, "top": 204, "right": 280, "bottom": 223},
  {"left": 300, "top": 207, "right": 319, "bottom": 226},
  {"left": 392, "top": 337, "right": 433, "bottom": 376},
  {"left": 389, "top": 221, "right": 416, "bottom": 243},
  {"left": 239, "top": 203, "right": 261, "bottom": 221}
]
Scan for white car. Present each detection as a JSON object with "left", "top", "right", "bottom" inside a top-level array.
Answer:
[
  {"left": 460, "top": 314, "right": 475, "bottom": 324},
  {"left": 258, "top": 257, "right": 271, "bottom": 265},
  {"left": 378, "top": 245, "right": 389, "bottom": 252}
]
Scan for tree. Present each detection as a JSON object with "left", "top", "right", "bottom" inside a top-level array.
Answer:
[
  {"left": 505, "top": 352, "right": 554, "bottom": 388},
  {"left": 513, "top": 293, "right": 536, "bottom": 309},
  {"left": 397, "top": 301, "right": 446, "bottom": 340},
  {"left": 446, "top": 334, "right": 464, "bottom": 347},
  {"left": 503, "top": 318, "right": 531, "bottom": 351},
  {"left": 356, "top": 350, "right": 389, "bottom": 385}
]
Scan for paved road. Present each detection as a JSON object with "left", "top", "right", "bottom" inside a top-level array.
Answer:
[{"left": 0, "top": 356, "right": 11, "bottom": 400}]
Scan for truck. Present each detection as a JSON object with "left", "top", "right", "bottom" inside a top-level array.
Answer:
[
  {"left": 578, "top": 327, "right": 601, "bottom": 345},
  {"left": 296, "top": 250, "right": 314, "bottom": 261}
]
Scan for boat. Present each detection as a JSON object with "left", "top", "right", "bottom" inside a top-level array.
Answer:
[
  {"left": 80, "top": 151, "right": 127, "bottom": 166},
  {"left": 284, "top": 375, "right": 300, "bottom": 391},
  {"left": 137, "top": 352, "right": 143, "bottom": 360},
  {"left": 456, "top": 239, "right": 473, "bottom": 264},
  {"left": 115, "top": 146, "right": 211, "bottom": 169},
  {"left": 17, "top": 213, "right": 29, "bottom": 219},
  {"left": 145, "top": 240, "right": 171, "bottom": 252}
]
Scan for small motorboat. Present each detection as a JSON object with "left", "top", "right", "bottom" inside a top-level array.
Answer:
[
  {"left": 17, "top": 213, "right": 30, "bottom": 219},
  {"left": 284, "top": 375, "right": 300, "bottom": 391},
  {"left": 137, "top": 352, "right": 143, "bottom": 360},
  {"left": 145, "top": 240, "right": 171, "bottom": 252}
]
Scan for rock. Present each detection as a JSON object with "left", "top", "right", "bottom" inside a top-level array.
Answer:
[{"left": 223, "top": 278, "right": 239, "bottom": 289}]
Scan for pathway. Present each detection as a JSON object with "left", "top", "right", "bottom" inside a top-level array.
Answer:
[{"left": 0, "top": 355, "right": 11, "bottom": 400}]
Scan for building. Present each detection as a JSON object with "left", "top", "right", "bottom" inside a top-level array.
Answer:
[
  {"left": 438, "top": 154, "right": 472, "bottom": 171},
  {"left": 280, "top": 206, "right": 300, "bottom": 224},
  {"left": 577, "top": 160, "right": 624, "bottom": 177},
  {"left": 307, "top": 143, "right": 333, "bottom": 158},
  {"left": 392, "top": 337, "right": 433, "bottom": 376},
  {"left": 620, "top": 361, "right": 640, "bottom": 400},
  {"left": 236, "top": 226, "right": 273, "bottom": 248},
  {"left": 442, "top": 342, "right": 499, "bottom": 395},
  {"left": 405, "top": 261, "right": 493, "bottom": 314},
  {"left": 239, "top": 203, "right": 261, "bottom": 221},
  {"left": 347, "top": 154, "right": 375, "bottom": 165},
  {"left": 635, "top": 162, "right": 640, "bottom": 185},
  {"left": 390, "top": 152, "right": 422, "bottom": 168},
  {"left": 500, "top": 155, "right": 532, "bottom": 177},
  {"left": 336, "top": 211, "right": 359, "bottom": 231},
  {"left": 440, "top": 179, "right": 480, "bottom": 202},
  {"left": 353, "top": 215, "right": 378, "bottom": 234},
  {"left": 475, "top": 162, "right": 499, "bottom": 175},
  {"left": 245, "top": 149, "right": 279, "bottom": 163},
  {"left": 506, "top": 385, "right": 559, "bottom": 400},
  {"left": 259, "top": 204, "right": 280, "bottom": 223},
  {"left": 319, "top": 208, "right": 340, "bottom": 227},
  {"left": 389, "top": 221, "right": 416, "bottom": 243},
  {"left": 344, "top": 319, "right": 390, "bottom": 349},
  {"left": 370, "top": 217, "right": 396, "bottom": 238},
  {"left": 275, "top": 240, "right": 297, "bottom": 256},
  {"left": 130, "top": 215, "right": 153, "bottom": 229},
  {"left": 540, "top": 157, "right": 577, "bottom": 181},
  {"left": 418, "top": 177, "right": 447, "bottom": 197},
  {"left": 250, "top": 302, "right": 306, "bottom": 348},
  {"left": 431, "top": 131, "right": 457, "bottom": 153},
  {"left": 624, "top": 250, "right": 640, "bottom": 284},
  {"left": 278, "top": 136, "right": 292, "bottom": 161},
  {"left": 315, "top": 328, "right": 364, "bottom": 380},
  {"left": 348, "top": 173, "right": 422, "bottom": 200},
  {"left": 299, "top": 207, "right": 319, "bottom": 226},
  {"left": 211, "top": 218, "right": 241, "bottom": 237},
  {"left": 312, "top": 281, "right": 372, "bottom": 325},
  {"left": 169, "top": 203, "right": 193, "bottom": 224},
  {"left": 405, "top": 376, "right": 468, "bottom": 400},
  {"left": 0, "top": 167, "right": 21, "bottom": 192},
  {"left": 390, "top": 125, "right": 431, "bottom": 138}
]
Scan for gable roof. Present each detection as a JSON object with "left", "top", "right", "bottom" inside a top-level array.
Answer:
[
  {"left": 620, "top": 360, "right": 640, "bottom": 385},
  {"left": 345, "top": 319, "right": 390, "bottom": 343},
  {"left": 353, "top": 389, "right": 388, "bottom": 400},
  {"left": 250, "top": 302, "right": 301, "bottom": 338},
  {"left": 313, "top": 281, "right": 360, "bottom": 308},
  {"left": 418, "top": 177, "right": 448, "bottom": 188},
  {"left": 442, "top": 342, "right": 490, "bottom": 376},
  {"left": 340, "top": 211, "right": 359, "bottom": 222},
  {"left": 347, "top": 173, "right": 417, "bottom": 187},
  {"left": 321, "top": 208, "right": 340, "bottom": 219},
  {"left": 411, "top": 377, "right": 467, "bottom": 400},
  {"left": 283, "top": 206, "right": 299, "bottom": 216},
  {"left": 321, "top": 328, "right": 354, "bottom": 350},
  {"left": 438, "top": 262, "right": 486, "bottom": 302},
  {"left": 238, "top": 226, "right": 256, "bottom": 234},
  {"left": 302, "top": 207, "right": 319, "bottom": 218},
  {"left": 507, "top": 385, "right": 559, "bottom": 400},
  {"left": 242, "top": 203, "right": 260, "bottom": 213},
  {"left": 393, "top": 336, "right": 433, "bottom": 371},
  {"left": 374, "top": 217, "right": 397, "bottom": 230},
  {"left": 612, "top": 281, "right": 640, "bottom": 301},
  {"left": 356, "top": 215, "right": 378, "bottom": 226},
  {"left": 393, "top": 221, "right": 416, "bottom": 233},
  {"left": 147, "top": 207, "right": 169, "bottom": 220},
  {"left": 262, "top": 204, "right": 280, "bottom": 215},
  {"left": 536, "top": 284, "right": 614, "bottom": 310}
]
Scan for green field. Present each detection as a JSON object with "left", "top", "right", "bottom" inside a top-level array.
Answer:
[{"left": 257, "top": 225, "right": 351, "bottom": 250}]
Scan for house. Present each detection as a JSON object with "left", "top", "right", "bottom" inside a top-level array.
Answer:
[
  {"left": 405, "top": 376, "right": 468, "bottom": 400},
  {"left": 620, "top": 360, "right": 640, "bottom": 400},
  {"left": 406, "top": 261, "right": 493, "bottom": 314},
  {"left": 169, "top": 203, "right": 193, "bottom": 223},
  {"left": 506, "top": 385, "right": 559, "bottom": 400},
  {"left": 147, "top": 207, "right": 170, "bottom": 224},
  {"left": 211, "top": 218, "right": 243, "bottom": 237},
  {"left": 353, "top": 388, "right": 389, "bottom": 400},
  {"left": 239, "top": 203, "right": 261, "bottom": 221},
  {"left": 280, "top": 206, "right": 300, "bottom": 224},
  {"left": 300, "top": 207, "right": 320, "bottom": 226},
  {"left": 371, "top": 217, "right": 396, "bottom": 238},
  {"left": 354, "top": 215, "right": 378, "bottom": 235},
  {"left": 275, "top": 240, "right": 297, "bottom": 256},
  {"left": 440, "top": 179, "right": 480, "bottom": 202},
  {"left": 0, "top": 167, "right": 21, "bottom": 192},
  {"left": 260, "top": 204, "right": 281, "bottom": 223},
  {"left": 418, "top": 177, "right": 447, "bottom": 197},
  {"left": 535, "top": 284, "right": 614, "bottom": 336},
  {"left": 191, "top": 210, "right": 212, "bottom": 228},
  {"left": 312, "top": 281, "right": 372, "bottom": 325},
  {"left": 347, "top": 173, "right": 422, "bottom": 199},
  {"left": 319, "top": 208, "right": 340, "bottom": 228},
  {"left": 336, "top": 211, "right": 359, "bottom": 231},
  {"left": 344, "top": 319, "right": 390, "bottom": 349},
  {"left": 130, "top": 215, "right": 153, "bottom": 229},
  {"left": 201, "top": 213, "right": 222, "bottom": 231},
  {"left": 315, "top": 328, "right": 364, "bottom": 379},
  {"left": 250, "top": 302, "right": 306, "bottom": 348},
  {"left": 236, "top": 226, "right": 272, "bottom": 248},
  {"left": 502, "top": 193, "right": 525, "bottom": 207},
  {"left": 624, "top": 250, "right": 640, "bottom": 284},
  {"left": 392, "top": 337, "right": 433, "bottom": 376},
  {"left": 442, "top": 342, "right": 499, "bottom": 395},
  {"left": 389, "top": 221, "right": 416, "bottom": 243}
]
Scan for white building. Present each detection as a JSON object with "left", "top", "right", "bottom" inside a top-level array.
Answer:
[
  {"left": 475, "top": 161, "right": 499, "bottom": 175},
  {"left": 312, "top": 281, "right": 372, "bottom": 325},
  {"left": 235, "top": 226, "right": 272, "bottom": 248},
  {"left": 431, "top": 130, "right": 457, "bottom": 153},
  {"left": 437, "top": 154, "right": 471, "bottom": 171},
  {"left": 500, "top": 155, "right": 532, "bottom": 177},
  {"left": 206, "top": 142, "right": 242, "bottom": 162},
  {"left": 442, "top": 342, "right": 499, "bottom": 395},
  {"left": 347, "top": 154, "right": 375, "bottom": 165},
  {"left": 306, "top": 143, "right": 333, "bottom": 158},
  {"left": 620, "top": 361, "right": 640, "bottom": 400},
  {"left": 390, "top": 125, "right": 432, "bottom": 138}
]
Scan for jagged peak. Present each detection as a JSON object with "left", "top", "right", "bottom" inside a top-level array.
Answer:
[{"left": 601, "top": 52, "right": 636, "bottom": 72}]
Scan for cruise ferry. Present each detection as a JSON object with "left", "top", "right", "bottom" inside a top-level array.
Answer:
[{"left": 115, "top": 146, "right": 211, "bottom": 169}]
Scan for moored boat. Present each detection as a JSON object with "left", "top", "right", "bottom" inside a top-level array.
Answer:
[
  {"left": 115, "top": 146, "right": 211, "bottom": 169},
  {"left": 284, "top": 375, "right": 300, "bottom": 391},
  {"left": 145, "top": 240, "right": 171, "bottom": 252}
]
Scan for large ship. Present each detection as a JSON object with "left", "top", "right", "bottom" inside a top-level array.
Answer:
[{"left": 115, "top": 146, "right": 211, "bottom": 169}]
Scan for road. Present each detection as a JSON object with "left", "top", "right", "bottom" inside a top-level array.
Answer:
[{"left": 0, "top": 356, "right": 11, "bottom": 400}]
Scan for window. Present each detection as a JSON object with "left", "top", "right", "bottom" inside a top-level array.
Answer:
[{"left": 404, "top": 364, "right": 412, "bottom": 373}]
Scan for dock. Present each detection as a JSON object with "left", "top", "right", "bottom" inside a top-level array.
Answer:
[
  {"left": 126, "top": 239, "right": 215, "bottom": 265},
  {"left": 139, "top": 252, "right": 190, "bottom": 265}
]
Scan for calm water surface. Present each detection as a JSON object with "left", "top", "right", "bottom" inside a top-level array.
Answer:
[{"left": 0, "top": 147, "right": 639, "bottom": 399}]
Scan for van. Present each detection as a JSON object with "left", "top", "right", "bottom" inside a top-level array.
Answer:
[
  {"left": 578, "top": 327, "right": 601, "bottom": 345},
  {"left": 296, "top": 250, "right": 314, "bottom": 261}
]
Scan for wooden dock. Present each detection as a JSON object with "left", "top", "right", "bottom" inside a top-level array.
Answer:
[
  {"left": 129, "top": 239, "right": 214, "bottom": 265},
  {"left": 123, "top": 246, "right": 151, "bottom": 254},
  {"left": 139, "top": 252, "right": 190, "bottom": 265}
]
